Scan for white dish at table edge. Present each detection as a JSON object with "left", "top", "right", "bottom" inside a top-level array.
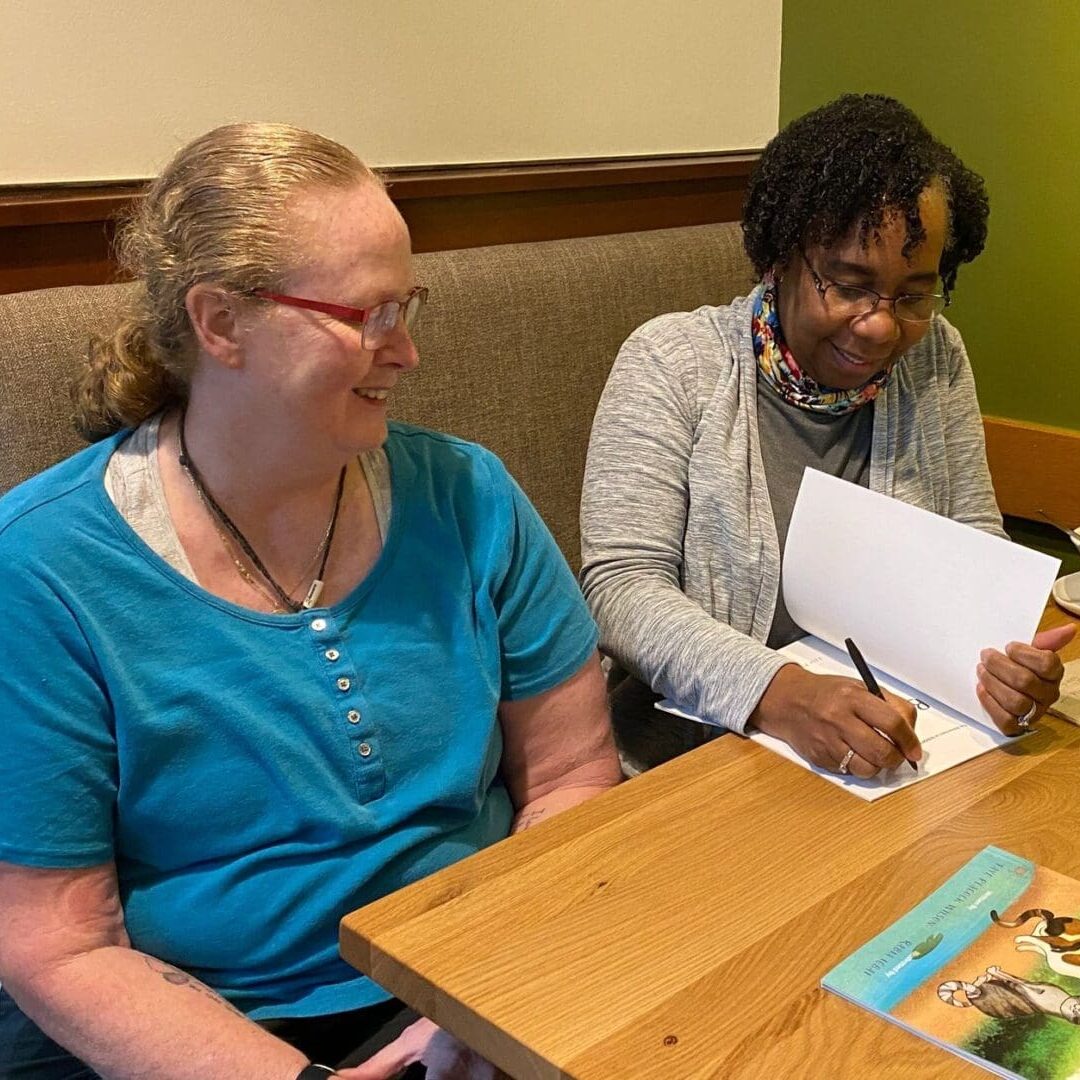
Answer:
[{"left": 1052, "top": 570, "right": 1080, "bottom": 617}]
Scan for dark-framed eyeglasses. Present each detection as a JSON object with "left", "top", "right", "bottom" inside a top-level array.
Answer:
[
  {"left": 800, "top": 253, "right": 949, "bottom": 324},
  {"left": 253, "top": 285, "right": 428, "bottom": 350}
]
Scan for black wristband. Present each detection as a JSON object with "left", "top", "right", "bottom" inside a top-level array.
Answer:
[{"left": 296, "top": 1066, "right": 336, "bottom": 1079}]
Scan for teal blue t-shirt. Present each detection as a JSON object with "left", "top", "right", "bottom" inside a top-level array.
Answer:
[{"left": 0, "top": 422, "right": 597, "bottom": 1019}]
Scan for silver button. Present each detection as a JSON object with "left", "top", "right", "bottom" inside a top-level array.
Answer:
[
  {"left": 358, "top": 742, "right": 372, "bottom": 757},
  {"left": 310, "top": 618, "right": 327, "bottom": 632},
  {"left": 336, "top": 677, "right": 351, "bottom": 692},
  {"left": 325, "top": 649, "right": 340, "bottom": 662},
  {"left": 347, "top": 710, "right": 361, "bottom": 724}
]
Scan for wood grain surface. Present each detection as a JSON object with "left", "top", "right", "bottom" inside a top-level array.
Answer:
[
  {"left": 984, "top": 416, "right": 1080, "bottom": 530},
  {"left": 341, "top": 608, "right": 1080, "bottom": 1079}
]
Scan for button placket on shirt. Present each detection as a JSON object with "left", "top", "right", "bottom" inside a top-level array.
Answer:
[{"left": 310, "top": 614, "right": 383, "bottom": 798}]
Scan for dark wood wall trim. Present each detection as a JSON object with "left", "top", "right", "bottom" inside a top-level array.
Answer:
[
  {"left": 0, "top": 152, "right": 758, "bottom": 295},
  {"left": 0, "top": 183, "right": 147, "bottom": 228}
]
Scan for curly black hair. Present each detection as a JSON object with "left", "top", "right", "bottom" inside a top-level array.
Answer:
[{"left": 742, "top": 94, "right": 989, "bottom": 294}]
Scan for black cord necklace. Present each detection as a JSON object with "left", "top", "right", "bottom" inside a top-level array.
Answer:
[{"left": 177, "top": 409, "right": 347, "bottom": 612}]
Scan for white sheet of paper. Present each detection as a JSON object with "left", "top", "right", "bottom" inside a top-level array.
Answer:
[
  {"left": 783, "top": 469, "right": 1059, "bottom": 727},
  {"left": 655, "top": 472, "right": 1059, "bottom": 799}
]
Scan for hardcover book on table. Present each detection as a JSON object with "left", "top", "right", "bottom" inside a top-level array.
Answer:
[{"left": 822, "top": 847, "right": 1080, "bottom": 1078}]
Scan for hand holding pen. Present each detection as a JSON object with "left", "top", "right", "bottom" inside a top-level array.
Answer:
[
  {"left": 750, "top": 651, "right": 922, "bottom": 779},
  {"left": 844, "top": 637, "right": 920, "bottom": 773}
]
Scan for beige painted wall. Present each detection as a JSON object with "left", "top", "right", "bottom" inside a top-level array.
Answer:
[{"left": 1, "top": 0, "right": 780, "bottom": 184}]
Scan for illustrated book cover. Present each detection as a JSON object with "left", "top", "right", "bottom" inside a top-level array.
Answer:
[{"left": 822, "top": 847, "right": 1080, "bottom": 1079}]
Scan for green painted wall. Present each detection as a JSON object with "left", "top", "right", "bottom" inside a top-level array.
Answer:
[{"left": 779, "top": 2, "right": 1080, "bottom": 430}]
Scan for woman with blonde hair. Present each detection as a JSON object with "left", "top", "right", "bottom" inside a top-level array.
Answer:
[{"left": 0, "top": 123, "right": 620, "bottom": 1079}]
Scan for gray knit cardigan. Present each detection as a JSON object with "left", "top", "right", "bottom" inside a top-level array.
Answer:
[{"left": 579, "top": 288, "right": 1005, "bottom": 733}]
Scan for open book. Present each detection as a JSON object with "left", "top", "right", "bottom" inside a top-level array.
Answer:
[
  {"left": 822, "top": 847, "right": 1080, "bottom": 1078},
  {"left": 658, "top": 470, "right": 1060, "bottom": 800}
]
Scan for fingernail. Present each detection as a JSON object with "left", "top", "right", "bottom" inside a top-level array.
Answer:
[
  {"left": 977, "top": 663, "right": 986, "bottom": 677},
  {"left": 980, "top": 649, "right": 990, "bottom": 662}
]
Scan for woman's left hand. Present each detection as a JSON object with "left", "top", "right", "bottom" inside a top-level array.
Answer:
[
  {"left": 976, "top": 623, "right": 1076, "bottom": 735},
  {"left": 338, "top": 1016, "right": 507, "bottom": 1080}
]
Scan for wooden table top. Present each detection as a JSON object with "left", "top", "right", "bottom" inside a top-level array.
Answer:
[{"left": 340, "top": 607, "right": 1080, "bottom": 1079}]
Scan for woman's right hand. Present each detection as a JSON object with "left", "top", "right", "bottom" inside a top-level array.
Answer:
[{"left": 749, "top": 663, "right": 922, "bottom": 777}]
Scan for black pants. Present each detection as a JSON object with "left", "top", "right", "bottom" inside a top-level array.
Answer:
[
  {"left": 262, "top": 999, "right": 425, "bottom": 1074},
  {"left": 0, "top": 986, "right": 425, "bottom": 1078}
]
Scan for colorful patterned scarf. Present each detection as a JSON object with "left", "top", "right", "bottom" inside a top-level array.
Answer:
[{"left": 751, "top": 279, "right": 890, "bottom": 415}]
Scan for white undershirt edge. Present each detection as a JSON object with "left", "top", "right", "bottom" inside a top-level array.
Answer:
[{"left": 104, "top": 414, "right": 391, "bottom": 586}]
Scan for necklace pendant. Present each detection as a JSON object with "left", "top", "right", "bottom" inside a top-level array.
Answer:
[{"left": 301, "top": 579, "right": 325, "bottom": 610}]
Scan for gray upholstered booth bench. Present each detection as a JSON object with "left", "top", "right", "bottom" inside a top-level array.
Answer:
[{"left": 0, "top": 222, "right": 756, "bottom": 570}]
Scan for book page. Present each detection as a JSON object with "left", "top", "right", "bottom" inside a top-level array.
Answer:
[
  {"left": 758, "top": 637, "right": 1015, "bottom": 800},
  {"left": 783, "top": 469, "right": 1059, "bottom": 726},
  {"left": 656, "top": 636, "right": 1018, "bottom": 801}
]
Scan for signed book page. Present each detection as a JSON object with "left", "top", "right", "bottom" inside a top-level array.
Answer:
[
  {"left": 756, "top": 637, "right": 1013, "bottom": 800},
  {"left": 784, "top": 469, "right": 1058, "bottom": 726}
]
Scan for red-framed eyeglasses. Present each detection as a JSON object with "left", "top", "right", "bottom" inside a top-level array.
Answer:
[{"left": 253, "top": 285, "right": 428, "bottom": 350}]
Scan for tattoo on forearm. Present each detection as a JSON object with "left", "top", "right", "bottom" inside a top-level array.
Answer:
[
  {"left": 143, "top": 957, "right": 246, "bottom": 1018},
  {"left": 513, "top": 807, "right": 548, "bottom": 832}
]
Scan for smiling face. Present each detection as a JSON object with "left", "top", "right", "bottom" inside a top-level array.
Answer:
[
  {"left": 776, "top": 184, "right": 948, "bottom": 390},
  {"left": 235, "top": 180, "right": 419, "bottom": 461}
]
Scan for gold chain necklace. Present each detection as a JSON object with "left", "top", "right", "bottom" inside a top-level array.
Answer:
[
  {"left": 204, "top": 512, "right": 336, "bottom": 613},
  {"left": 205, "top": 513, "right": 290, "bottom": 613},
  {"left": 177, "top": 413, "right": 347, "bottom": 612}
]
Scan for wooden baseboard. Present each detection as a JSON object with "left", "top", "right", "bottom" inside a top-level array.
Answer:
[
  {"left": 983, "top": 416, "right": 1080, "bottom": 526},
  {"left": 0, "top": 152, "right": 757, "bottom": 295}
]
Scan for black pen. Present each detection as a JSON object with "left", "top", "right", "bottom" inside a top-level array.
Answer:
[{"left": 844, "top": 637, "right": 919, "bottom": 772}]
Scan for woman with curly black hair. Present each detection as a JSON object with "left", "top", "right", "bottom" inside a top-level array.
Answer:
[{"left": 580, "top": 94, "right": 1072, "bottom": 777}]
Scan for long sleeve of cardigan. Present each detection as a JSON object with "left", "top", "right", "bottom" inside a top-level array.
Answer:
[{"left": 579, "top": 320, "right": 787, "bottom": 734}]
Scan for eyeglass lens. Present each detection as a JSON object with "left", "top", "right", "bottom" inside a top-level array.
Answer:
[
  {"left": 825, "top": 284, "right": 944, "bottom": 323},
  {"left": 362, "top": 290, "right": 426, "bottom": 348}
]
